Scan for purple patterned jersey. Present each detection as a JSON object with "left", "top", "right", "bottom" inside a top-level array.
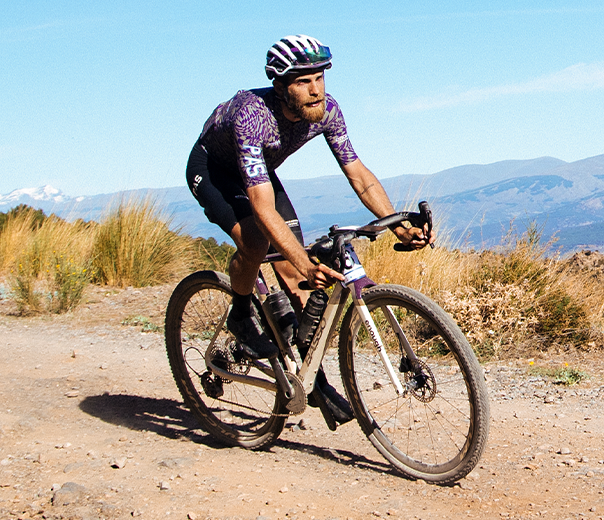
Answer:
[{"left": 198, "top": 88, "right": 358, "bottom": 188}]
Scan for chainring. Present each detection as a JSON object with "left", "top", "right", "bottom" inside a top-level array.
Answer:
[{"left": 284, "top": 372, "right": 307, "bottom": 415}]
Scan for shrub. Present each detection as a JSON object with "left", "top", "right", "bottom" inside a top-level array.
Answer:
[
  {"left": 528, "top": 364, "right": 589, "bottom": 385},
  {"left": 359, "top": 219, "right": 603, "bottom": 359},
  {"left": 48, "top": 254, "right": 92, "bottom": 313},
  {"left": 0, "top": 204, "right": 47, "bottom": 232},
  {"left": 190, "top": 236, "right": 235, "bottom": 272}
]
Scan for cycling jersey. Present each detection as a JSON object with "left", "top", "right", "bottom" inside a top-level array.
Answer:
[{"left": 196, "top": 88, "right": 358, "bottom": 188}]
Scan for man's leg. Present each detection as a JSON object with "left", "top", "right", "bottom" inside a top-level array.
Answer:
[
  {"left": 225, "top": 216, "right": 280, "bottom": 360},
  {"left": 186, "top": 146, "right": 277, "bottom": 360},
  {"left": 228, "top": 216, "right": 269, "bottom": 296},
  {"left": 272, "top": 260, "right": 308, "bottom": 319}
]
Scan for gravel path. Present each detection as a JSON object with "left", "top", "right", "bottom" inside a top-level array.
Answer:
[{"left": 1, "top": 284, "right": 603, "bottom": 520}]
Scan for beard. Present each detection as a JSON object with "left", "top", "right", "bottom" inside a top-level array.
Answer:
[{"left": 284, "top": 91, "right": 326, "bottom": 123}]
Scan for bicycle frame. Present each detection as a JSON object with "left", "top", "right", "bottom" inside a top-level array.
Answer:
[{"left": 204, "top": 240, "right": 417, "bottom": 400}]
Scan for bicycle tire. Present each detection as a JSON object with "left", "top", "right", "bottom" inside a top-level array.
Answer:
[
  {"left": 339, "top": 284, "right": 489, "bottom": 484},
  {"left": 165, "top": 270, "right": 287, "bottom": 449}
]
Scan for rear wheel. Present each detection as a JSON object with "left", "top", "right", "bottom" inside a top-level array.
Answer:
[
  {"left": 339, "top": 284, "right": 489, "bottom": 484},
  {"left": 165, "top": 270, "right": 287, "bottom": 449}
]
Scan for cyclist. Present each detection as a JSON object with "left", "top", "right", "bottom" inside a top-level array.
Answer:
[{"left": 186, "top": 35, "right": 433, "bottom": 423}]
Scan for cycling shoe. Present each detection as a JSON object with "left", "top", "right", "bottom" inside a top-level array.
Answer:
[
  {"left": 308, "top": 377, "right": 354, "bottom": 425},
  {"left": 226, "top": 312, "right": 278, "bottom": 360}
]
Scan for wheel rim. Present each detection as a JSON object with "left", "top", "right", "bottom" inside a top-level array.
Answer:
[{"left": 348, "top": 299, "right": 476, "bottom": 475}]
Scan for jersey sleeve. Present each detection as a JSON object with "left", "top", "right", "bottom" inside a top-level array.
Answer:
[
  {"left": 233, "top": 99, "right": 272, "bottom": 188},
  {"left": 322, "top": 95, "right": 359, "bottom": 167}
]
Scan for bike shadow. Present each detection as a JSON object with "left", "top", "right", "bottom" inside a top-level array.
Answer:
[
  {"left": 79, "top": 393, "right": 396, "bottom": 476},
  {"left": 79, "top": 393, "right": 222, "bottom": 448}
]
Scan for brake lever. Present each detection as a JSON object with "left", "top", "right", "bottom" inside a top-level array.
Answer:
[
  {"left": 393, "top": 201, "right": 435, "bottom": 252},
  {"left": 418, "top": 200, "right": 435, "bottom": 250}
]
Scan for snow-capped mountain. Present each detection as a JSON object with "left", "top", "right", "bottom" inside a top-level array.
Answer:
[{"left": 0, "top": 184, "right": 80, "bottom": 207}]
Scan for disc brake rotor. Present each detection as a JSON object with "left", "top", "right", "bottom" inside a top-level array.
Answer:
[{"left": 404, "top": 359, "right": 437, "bottom": 403}]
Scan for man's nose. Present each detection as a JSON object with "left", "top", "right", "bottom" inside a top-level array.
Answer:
[{"left": 309, "top": 80, "right": 320, "bottom": 96}]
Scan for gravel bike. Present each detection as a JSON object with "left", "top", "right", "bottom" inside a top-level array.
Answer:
[{"left": 165, "top": 202, "right": 490, "bottom": 484}]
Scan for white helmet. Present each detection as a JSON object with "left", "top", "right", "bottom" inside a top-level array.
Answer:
[{"left": 265, "top": 34, "right": 332, "bottom": 80}]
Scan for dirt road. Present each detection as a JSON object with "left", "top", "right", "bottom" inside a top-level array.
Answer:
[{"left": 1, "top": 284, "right": 603, "bottom": 520}]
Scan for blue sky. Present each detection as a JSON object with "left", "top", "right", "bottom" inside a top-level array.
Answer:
[{"left": 2, "top": 1, "right": 604, "bottom": 196}]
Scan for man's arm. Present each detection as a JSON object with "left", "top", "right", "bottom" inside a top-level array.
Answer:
[
  {"left": 247, "top": 183, "right": 344, "bottom": 288},
  {"left": 341, "top": 158, "right": 434, "bottom": 248}
]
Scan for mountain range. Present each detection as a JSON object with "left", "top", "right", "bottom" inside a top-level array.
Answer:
[{"left": 2, "top": 153, "right": 604, "bottom": 253}]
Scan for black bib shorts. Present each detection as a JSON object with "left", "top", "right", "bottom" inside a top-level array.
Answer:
[{"left": 186, "top": 143, "right": 304, "bottom": 249}]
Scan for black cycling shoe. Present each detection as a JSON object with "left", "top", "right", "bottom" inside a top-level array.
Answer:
[
  {"left": 320, "top": 382, "right": 354, "bottom": 424},
  {"left": 226, "top": 311, "right": 279, "bottom": 360},
  {"left": 308, "top": 371, "right": 354, "bottom": 425}
]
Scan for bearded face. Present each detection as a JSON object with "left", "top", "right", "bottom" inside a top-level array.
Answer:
[
  {"left": 276, "top": 71, "right": 327, "bottom": 123},
  {"left": 284, "top": 88, "right": 326, "bottom": 123}
]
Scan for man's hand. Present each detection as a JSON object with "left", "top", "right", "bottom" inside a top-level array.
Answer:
[
  {"left": 306, "top": 263, "right": 344, "bottom": 290},
  {"left": 392, "top": 224, "right": 436, "bottom": 250}
]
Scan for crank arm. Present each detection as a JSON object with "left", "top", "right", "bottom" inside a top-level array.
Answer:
[{"left": 205, "top": 354, "right": 294, "bottom": 399}]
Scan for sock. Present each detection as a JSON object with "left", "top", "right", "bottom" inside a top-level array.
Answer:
[{"left": 230, "top": 291, "right": 252, "bottom": 320}]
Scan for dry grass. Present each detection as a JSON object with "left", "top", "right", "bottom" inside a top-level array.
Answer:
[
  {"left": 1, "top": 209, "right": 94, "bottom": 314},
  {"left": 360, "top": 222, "right": 604, "bottom": 359},
  {"left": 91, "top": 197, "right": 193, "bottom": 287},
  {"left": 2, "top": 198, "right": 602, "bottom": 361},
  {"left": 0, "top": 197, "right": 233, "bottom": 313}
]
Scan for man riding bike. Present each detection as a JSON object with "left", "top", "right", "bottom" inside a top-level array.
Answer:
[{"left": 186, "top": 34, "right": 433, "bottom": 423}]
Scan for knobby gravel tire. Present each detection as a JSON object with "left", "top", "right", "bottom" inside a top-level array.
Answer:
[
  {"left": 165, "top": 270, "right": 287, "bottom": 449},
  {"left": 339, "top": 284, "right": 489, "bottom": 484}
]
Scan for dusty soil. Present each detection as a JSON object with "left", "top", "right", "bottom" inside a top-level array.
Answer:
[{"left": 1, "top": 283, "right": 604, "bottom": 520}]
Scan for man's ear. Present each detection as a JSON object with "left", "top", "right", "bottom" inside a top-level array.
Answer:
[{"left": 273, "top": 79, "right": 285, "bottom": 98}]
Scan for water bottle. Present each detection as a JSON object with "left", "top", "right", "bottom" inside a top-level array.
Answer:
[
  {"left": 266, "top": 289, "right": 297, "bottom": 347},
  {"left": 296, "top": 289, "right": 329, "bottom": 355}
]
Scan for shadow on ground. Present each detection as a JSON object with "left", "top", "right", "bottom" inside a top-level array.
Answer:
[
  {"left": 80, "top": 393, "right": 395, "bottom": 476},
  {"left": 79, "top": 393, "right": 217, "bottom": 446}
]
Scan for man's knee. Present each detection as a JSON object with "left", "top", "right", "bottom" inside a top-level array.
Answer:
[
  {"left": 230, "top": 219, "right": 270, "bottom": 264},
  {"left": 236, "top": 240, "right": 269, "bottom": 264}
]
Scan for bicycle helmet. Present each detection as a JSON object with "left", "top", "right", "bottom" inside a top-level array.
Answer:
[{"left": 265, "top": 34, "right": 332, "bottom": 80}]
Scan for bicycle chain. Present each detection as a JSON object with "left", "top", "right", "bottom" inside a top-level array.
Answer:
[
  {"left": 211, "top": 397, "right": 293, "bottom": 417},
  {"left": 212, "top": 372, "right": 307, "bottom": 417}
]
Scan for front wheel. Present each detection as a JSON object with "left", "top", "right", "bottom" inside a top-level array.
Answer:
[
  {"left": 165, "top": 270, "right": 287, "bottom": 449},
  {"left": 339, "top": 284, "right": 489, "bottom": 484}
]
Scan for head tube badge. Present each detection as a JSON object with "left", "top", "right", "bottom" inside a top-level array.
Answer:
[{"left": 342, "top": 245, "right": 366, "bottom": 284}]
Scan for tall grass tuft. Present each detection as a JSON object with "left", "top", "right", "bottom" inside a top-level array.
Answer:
[
  {"left": 91, "top": 197, "right": 192, "bottom": 287},
  {"left": 10, "top": 253, "right": 43, "bottom": 314}
]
